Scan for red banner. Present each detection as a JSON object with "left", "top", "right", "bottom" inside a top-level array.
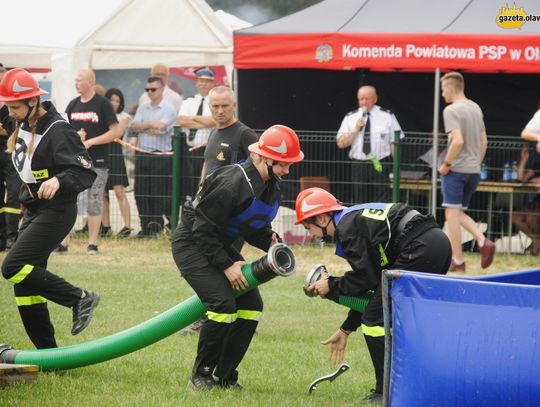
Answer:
[{"left": 234, "top": 33, "right": 540, "bottom": 73}]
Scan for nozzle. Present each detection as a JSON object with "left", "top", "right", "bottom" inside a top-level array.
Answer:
[
  {"left": 248, "top": 243, "right": 296, "bottom": 284},
  {"left": 267, "top": 243, "right": 296, "bottom": 277},
  {"left": 304, "top": 264, "right": 329, "bottom": 297}
]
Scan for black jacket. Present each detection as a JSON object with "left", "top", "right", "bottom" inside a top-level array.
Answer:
[
  {"left": 327, "top": 203, "right": 438, "bottom": 330},
  {"left": 175, "top": 160, "right": 280, "bottom": 271},
  {"left": 13, "top": 101, "right": 96, "bottom": 210}
]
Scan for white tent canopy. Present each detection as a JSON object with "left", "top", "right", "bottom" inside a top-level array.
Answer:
[{"left": 0, "top": 0, "right": 235, "bottom": 110}]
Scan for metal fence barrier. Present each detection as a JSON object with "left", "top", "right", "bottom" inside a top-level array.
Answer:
[{"left": 103, "top": 129, "right": 538, "bottom": 254}]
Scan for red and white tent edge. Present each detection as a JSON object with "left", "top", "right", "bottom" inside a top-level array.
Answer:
[{"left": 234, "top": 0, "right": 540, "bottom": 73}]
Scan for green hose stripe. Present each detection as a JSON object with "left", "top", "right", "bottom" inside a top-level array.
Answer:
[
  {"left": 14, "top": 263, "right": 263, "bottom": 371},
  {"left": 338, "top": 292, "right": 373, "bottom": 313}
]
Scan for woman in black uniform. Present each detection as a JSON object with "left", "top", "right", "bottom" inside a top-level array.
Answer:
[
  {"left": 296, "top": 187, "right": 451, "bottom": 404},
  {"left": 172, "top": 124, "right": 304, "bottom": 390},
  {"left": 0, "top": 68, "right": 100, "bottom": 349}
]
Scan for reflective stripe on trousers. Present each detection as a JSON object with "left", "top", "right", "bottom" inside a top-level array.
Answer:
[
  {"left": 15, "top": 295, "right": 47, "bottom": 306},
  {"left": 7, "top": 264, "right": 35, "bottom": 284},
  {"left": 207, "top": 309, "right": 262, "bottom": 323}
]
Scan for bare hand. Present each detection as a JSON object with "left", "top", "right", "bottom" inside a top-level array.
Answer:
[
  {"left": 321, "top": 329, "right": 349, "bottom": 364},
  {"left": 78, "top": 128, "right": 87, "bottom": 141},
  {"left": 307, "top": 275, "right": 330, "bottom": 298},
  {"left": 37, "top": 177, "right": 60, "bottom": 200},
  {"left": 224, "top": 261, "right": 248, "bottom": 291},
  {"left": 438, "top": 164, "right": 450, "bottom": 176},
  {"left": 354, "top": 117, "right": 366, "bottom": 132}
]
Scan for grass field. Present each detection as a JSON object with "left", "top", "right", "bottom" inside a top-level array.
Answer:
[{"left": 0, "top": 236, "right": 538, "bottom": 406}]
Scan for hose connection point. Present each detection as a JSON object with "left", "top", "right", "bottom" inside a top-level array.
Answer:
[
  {"left": 0, "top": 344, "right": 16, "bottom": 363},
  {"left": 304, "top": 264, "right": 329, "bottom": 297},
  {"left": 266, "top": 243, "right": 296, "bottom": 277}
]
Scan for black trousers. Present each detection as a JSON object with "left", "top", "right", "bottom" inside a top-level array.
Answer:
[
  {"left": 172, "top": 242, "right": 263, "bottom": 382},
  {"left": 134, "top": 153, "right": 172, "bottom": 234},
  {"left": 0, "top": 150, "right": 21, "bottom": 246},
  {"left": 351, "top": 156, "right": 392, "bottom": 203},
  {"left": 362, "top": 226, "right": 452, "bottom": 392},
  {"left": 1, "top": 203, "right": 82, "bottom": 349}
]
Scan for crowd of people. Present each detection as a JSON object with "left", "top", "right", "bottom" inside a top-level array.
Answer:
[{"left": 0, "top": 63, "right": 538, "bottom": 404}]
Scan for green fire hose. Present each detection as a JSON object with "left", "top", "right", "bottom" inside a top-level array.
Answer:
[
  {"left": 0, "top": 244, "right": 296, "bottom": 371},
  {"left": 305, "top": 264, "right": 372, "bottom": 312}
]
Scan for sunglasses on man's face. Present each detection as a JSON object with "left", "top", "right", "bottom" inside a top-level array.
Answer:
[{"left": 145, "top": 87, "right": 161, "bottom": 93}]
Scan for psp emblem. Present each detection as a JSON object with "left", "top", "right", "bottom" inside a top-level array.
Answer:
[{"left": 315, "top": 44, "right": 333, "bottom": 63}]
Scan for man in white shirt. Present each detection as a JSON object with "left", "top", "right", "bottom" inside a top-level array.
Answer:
[
  {"left": 139, "top": 63, "right": 183, "bottom": 114},
  {"left": 336, "top": 85, "right": 404, "bottom": 203},
  {"left": 177, "top": 67, "right": 216, "bottom": 200}
]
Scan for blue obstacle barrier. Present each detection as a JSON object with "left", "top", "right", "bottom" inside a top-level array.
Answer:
[{"left": 386, "top": 268, "right": 540, "bottom": 407}]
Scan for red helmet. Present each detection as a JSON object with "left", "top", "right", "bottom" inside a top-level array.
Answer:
[
  {"left": 0, "top": 68, "right": 47, "bottom": 102},
  {"left": 295, "top": 187, "right": 345, "bottom": 224},
  {"left": 248, "top": 124, "right": 304, "bottom": 163}
]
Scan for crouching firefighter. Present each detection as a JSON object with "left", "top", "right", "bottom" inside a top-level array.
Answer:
[
  {"left": 172, "top": 125, "right": 304, "bottom": 389},
  {"left": 295, "top": 188, "right": 451, "bottom": 404}
]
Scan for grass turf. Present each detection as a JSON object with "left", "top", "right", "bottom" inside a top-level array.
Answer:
[{"left": 0, "top": 237, "right": 537, "bottom": 406}]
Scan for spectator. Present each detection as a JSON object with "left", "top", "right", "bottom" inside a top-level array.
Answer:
[
  {"left": 0, "top": 63, "right": 22, "bottom": 251},
  {"left": 296, "top": 187, "right": 451, "bottom": 404},
  {"left": 139, "top": 63, "right": 183, "bottom": 114},
  {"left": 439, "top": 71, "right": 495, "bottom": 272},
  {"left": 101, "top": 88, "right": 133, "bottom": 237},
  {"left": 201, "top": 85, "right": 259, "bottom": 180},
  {"left": 130, "top": 76, "right": 176, "bottom": 237},
  {"left": 177, "top": 67, "right": 216, "bottom": 200},
  {"left": 514, "top": 109, "right": 540, "bottom": 255},
  {"left": 94, "top": 84, "right": 106, "bottom": 96},
  {"left": 64, "top": 69, "right": 122, "bottom": 254},
  {"left": 67, "top": 80, "right": 108, "bottom": 240},
  {"left": 0, "top": 68, "right": 99, "bottom": 348},
  {"left": 336, "top": 85, "right": 404, "bottom": 203},
  {"left": 521, "top": 101, "right": 540, "bottom": 156},
  {"left": 171, "top": 125, "right": 304, "bottom": 390}
]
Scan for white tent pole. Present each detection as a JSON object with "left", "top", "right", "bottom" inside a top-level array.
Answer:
[{"left": 431, "top": 68, "right": 440, "bottom": 216}]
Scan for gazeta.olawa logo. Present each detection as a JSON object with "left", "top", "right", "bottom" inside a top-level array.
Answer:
[{"left": 496, "top": 3, "right": 539, "bottom": 29}]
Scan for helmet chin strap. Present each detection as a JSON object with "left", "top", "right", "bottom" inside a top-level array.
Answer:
[
  {"left": 266, "top": 160, "right": 280, "bottom": 182},
  {"left": 17, "top": 99, "right": 37, "bottom": 125},
  {"left": 320, "top": 216, "right": 334, "bottom": 243},
  {"left": 310, "top": 215, "right": 334, "bottom": 243}
]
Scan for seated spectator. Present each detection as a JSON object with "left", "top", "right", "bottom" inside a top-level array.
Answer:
[{"left": 512, "top": 144, "right": 540, "bottom": 255}]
